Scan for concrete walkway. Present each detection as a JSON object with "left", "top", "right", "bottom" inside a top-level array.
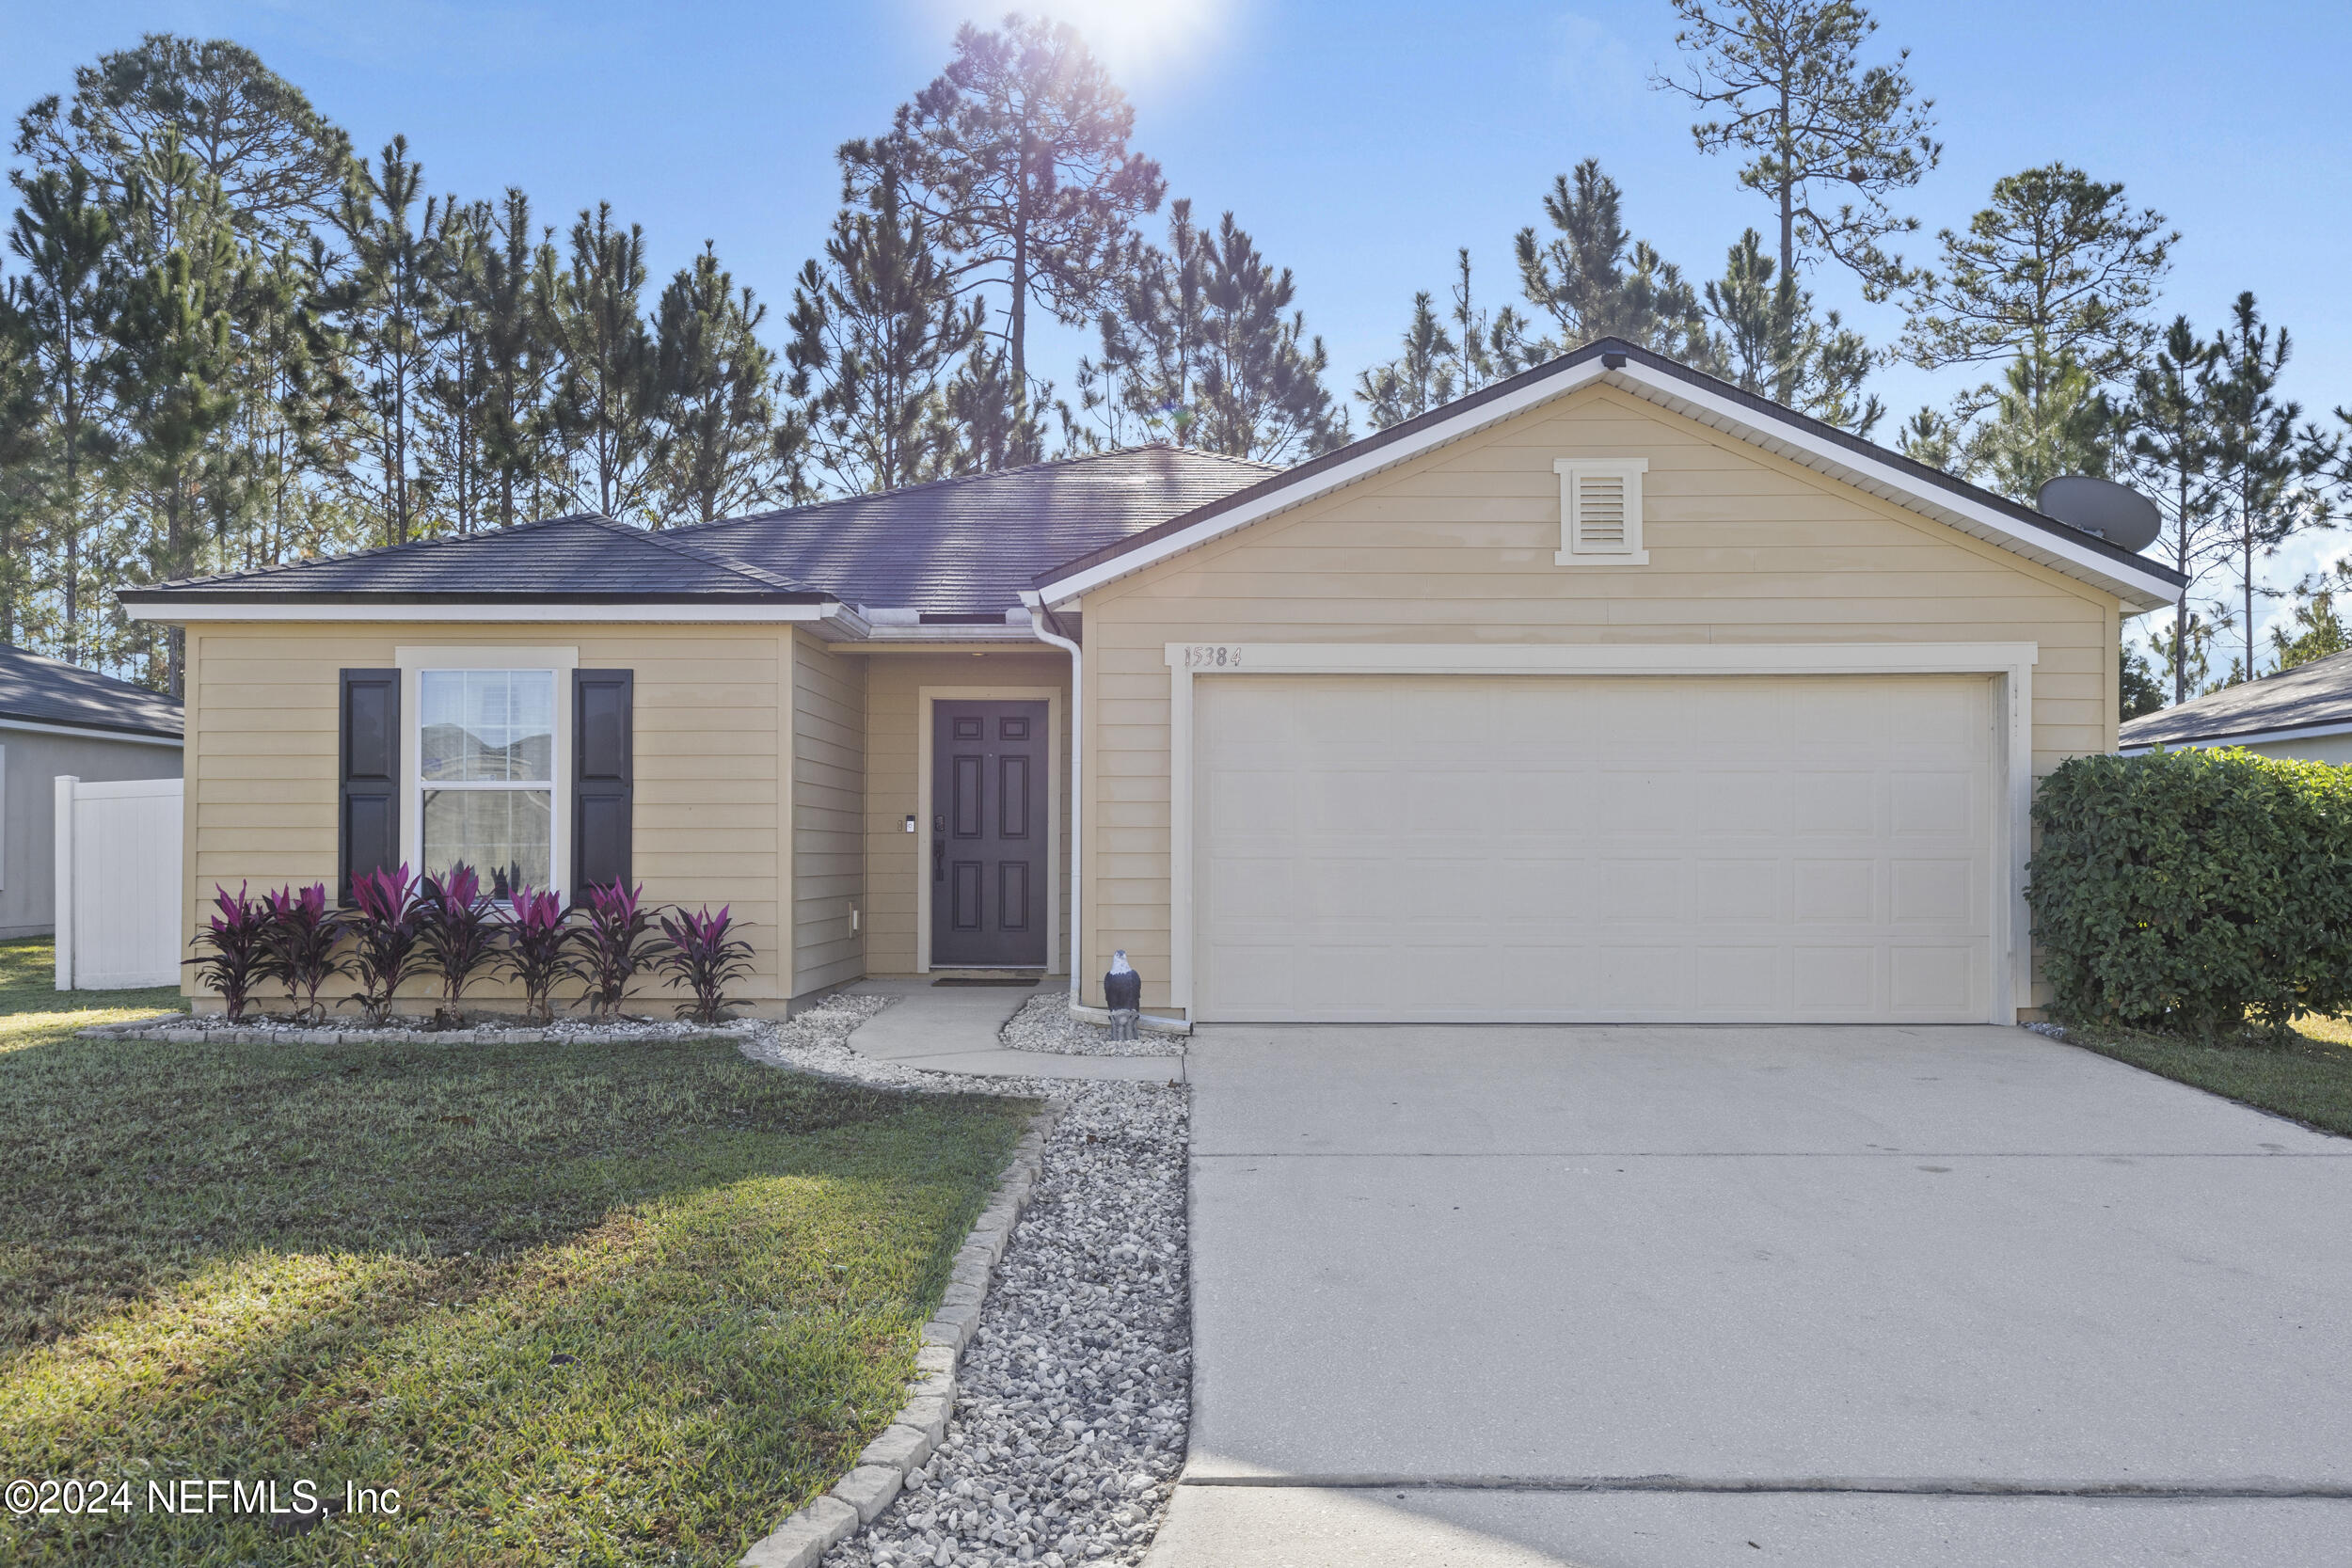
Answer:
[
  {"left": 844, "top": 977, "right": 1184, "bottom": 1082},
  {"left": 1150, "top": 1023, "right": 2352, "bottom": 1567}
]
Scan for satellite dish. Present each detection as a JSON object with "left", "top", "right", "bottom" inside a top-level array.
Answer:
[{"left": 2036, "top": 476, "right": 2162, "bottom": 552}]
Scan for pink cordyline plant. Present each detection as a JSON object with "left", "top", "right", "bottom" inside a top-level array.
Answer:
[
  {"left": 261, "top": 882, "right": 346, "bottom": 1022},
  {"left": 346, "top": 863, "right": 423, "bottom": 1024},
  {"left": 498, "top": 885, "right": 571, "bottom": 1023},
  {"left": 571, "top": 880, "right": 659, "bottom": 1021},
  {"left": 186, "top": 881, "right": 271, "bottom": 1021},
  {"left": 416, "top": 863, "right": 501, "bottom": 1023},
  {"left": 653, "top": 903, "right": 755, "bottom": 1024}
]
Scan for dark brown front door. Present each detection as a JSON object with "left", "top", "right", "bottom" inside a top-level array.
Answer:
[{"left": 932, "top": 700, "right": 1049, "bottom": 968}]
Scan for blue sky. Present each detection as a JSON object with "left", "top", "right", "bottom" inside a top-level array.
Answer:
[{"left": 7, "top": 0, "right": 2347, "bottom": 646}]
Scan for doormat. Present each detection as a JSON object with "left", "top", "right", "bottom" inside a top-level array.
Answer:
[{"left": 931, "top": 976, "right": 1045, "bottom": 988}]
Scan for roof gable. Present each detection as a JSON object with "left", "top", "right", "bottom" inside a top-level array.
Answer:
[{"left": 1030, "top": 339, "right": 2187, "bottom": 614}]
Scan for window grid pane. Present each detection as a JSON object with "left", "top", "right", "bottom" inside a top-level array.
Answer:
[{"left": 421, "top": 670, "right": 554, "bottom": 784}]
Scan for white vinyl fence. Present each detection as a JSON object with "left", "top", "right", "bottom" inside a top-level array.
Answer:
[{"left": 55, "top": 775, "right": 184, "bottom": 990}]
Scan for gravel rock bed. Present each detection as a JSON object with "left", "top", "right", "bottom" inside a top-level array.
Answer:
[
  {"left": 733, "top": 992, "right": 1194, "bottom": 1568},
  {"left": 999, "top": 993, "right": 1185, "bottom": 1059},
  {"left": 825, "top": 1082, "right": 1190, "bottom": 1568}
]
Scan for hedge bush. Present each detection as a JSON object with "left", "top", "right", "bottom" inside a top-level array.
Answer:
[{"left": 2027, "top": 747, "right": 2352, "bottom": 1040}]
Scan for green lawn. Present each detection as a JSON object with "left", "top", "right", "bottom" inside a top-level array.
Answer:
[
  {"left": 0, "top": 937, "right": 1033, "bottom": 1565},
  {"left": 2055, "top": 1014, "right": 2352, "bottom": 1141}
]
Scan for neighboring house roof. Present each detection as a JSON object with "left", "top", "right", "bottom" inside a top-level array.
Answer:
[
  {"left": 119, "top": 449, "right": 1279, "bottom": 621},
  {"left": 1028, "top": 337, "right": 2189, "bottom": 614},
  {"left": 118, "top": 513, "right": 822, "bottom": 608},
  {"left": 674, "top": 447, "right": 1279, "bottom": 613},
  {"left": 0, "top": 643, "right": 183, "bottom": 740},
  {"left": 2120, "top": 650, "right": 2352, "bottom": 752}
]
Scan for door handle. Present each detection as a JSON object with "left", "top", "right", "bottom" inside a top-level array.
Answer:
[{"left": 933, "top": 838, "right": 945, "bottom": 883}]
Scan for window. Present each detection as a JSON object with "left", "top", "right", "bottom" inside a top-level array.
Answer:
[
  {"left": 419, "top": 669, "right": 555, "bottom": 893},
  {"left": 1554, "top": 457, "right": 1649, "bottom": 565}
]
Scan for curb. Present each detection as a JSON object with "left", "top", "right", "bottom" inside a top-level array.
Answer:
[{"left": 739, "top": 1097, "right": 1066, "bottom": 1568}]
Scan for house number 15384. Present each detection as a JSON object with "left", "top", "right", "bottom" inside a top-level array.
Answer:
[{"left": 1182, "top": 645, "right": 1243, "bottom": 669}]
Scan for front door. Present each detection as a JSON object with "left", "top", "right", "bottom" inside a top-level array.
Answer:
[{"left": 932, "top": 700, "right": 1049, "bottom": 968}]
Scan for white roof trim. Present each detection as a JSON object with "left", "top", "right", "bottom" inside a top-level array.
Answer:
[
  {"left": 1033, "top": 356, "right": 2183, "bottom": 614},
  {"left": 122, "top": 599, "right": 838, "bottom": 625}
]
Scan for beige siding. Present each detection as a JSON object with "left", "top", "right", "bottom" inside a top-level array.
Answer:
[
  {"left": 1078, "top": 385, "right": 2122, "bottom": 1012},
  {"left": 183, "top": 623, "right": 793, "bottom": 1012},
  {"left": 791, "top": 631, "right": 866, "bottom": 997},
  {"left": 859, "top": 650, "right": 1072, "bottom": 975}
]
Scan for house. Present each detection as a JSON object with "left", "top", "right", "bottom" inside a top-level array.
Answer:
[
  {"left": 0, "top": 644, "right": 184, "bottom": 940},
  {"left": 2119, "top": 649, "right": 2352, "bottom": 763},
  {"left": 122, "top": 339, "right": 2185, "bottom": 1024}
]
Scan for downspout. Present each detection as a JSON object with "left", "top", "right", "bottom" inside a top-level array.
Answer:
[
  {"left": 1024, "top": 590, "right": 1190, "bottom": 1035},
  {"left": 1022, "top": 591, "right": 1085, "bottom": 1009}
]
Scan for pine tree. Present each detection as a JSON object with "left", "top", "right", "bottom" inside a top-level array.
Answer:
[
  {"left": 6, "top": 164, "right": 119, "bottom": 662},
  {"left": 0, "top": 288, "right": 46, "bottom": 646},
  {"left": 2119, "top": 640, "right": 2165, "bottom": 721},
  {"left": 1080, "top": 198, "right": 1210, "bottom": 448},
  {"left": 1901, "top": 165, "right": 2173, "bottom": 420},
  {"left": 2268, "top": 568, "right": 2352, "bottom": 672},
  {"left": 787, "top": 170, "right": 977, "bottom": 495},
  {"left": 1091, "top": 202, "right": 1344, "bottom": 462},
  {"left": 1355, "top": 291, "right": 1456, "bottom": 430},
  {"left": 2208, "top": 293, "right": 2339, "bottom": 684},
  {"left": 2149, "top": 609, "right": 2217, "bottom": 698},
  {"left": 1653, "top": 0, "right": 1938, "bottom": 387},
  {"left": 1514, "top": 161, "right": 1708, "bottom": 361},
  {"left": 2122, "top": 317, "right": 2226, "bottom": 704},
  {"left": 654, "top": 242, "right": 780, "bottom": 525},
  {"left": 548, "top": 202, "right": 667, "bottom": 521},
  {"left": 13, "top": 34, "right": 351, "bottom": 251},
  {"left": 323, "top": 138, "right": 437, "bottom": 545},
  {"left": 473, "top": 189, "right": 560, "bottom": 529},
  {"left": 1972, "top": 343, "right": 2116, "bottom": 501},
  {"left": 1702, "top": 227, "right": 1880, "bottom": 431},
  {"left": 424, "top": 198, "right": 493, "bottom": 533},
  {"left": 109, "top": 131, "right": 242, "bottom": 693},
  {"left": 853, "top": 16, "right": 1164, "bottom": 427}
]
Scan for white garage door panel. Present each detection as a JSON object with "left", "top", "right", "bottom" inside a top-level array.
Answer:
[{"left": 1196, "top": 673, "right": 1995, "bottom": 1023}]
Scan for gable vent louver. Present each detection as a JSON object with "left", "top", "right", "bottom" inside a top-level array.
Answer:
[{"left": 1554, "top": 458, "right": 1650, "bottom": 566}]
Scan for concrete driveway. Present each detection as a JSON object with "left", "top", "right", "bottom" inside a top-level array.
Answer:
[{"left": 1147, "top": 1025, "right": 2352, "bottom": 1567}]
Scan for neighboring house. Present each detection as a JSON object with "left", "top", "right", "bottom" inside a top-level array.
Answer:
[
  {"left": 123, "top": 338, "right": 2184, "bottom": 1024},
  {"left": 2119, "top": 649, "right": 2352, "bottom": 763},
  {"left": 0, "top": 644, "right": 184, "bottom": 940}
]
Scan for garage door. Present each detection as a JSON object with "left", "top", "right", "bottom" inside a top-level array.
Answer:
[{"left": 1195, "top": 673, "right": 1996, "bottom": 1023}]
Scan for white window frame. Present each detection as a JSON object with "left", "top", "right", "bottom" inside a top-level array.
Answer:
[
  {"left": 1554, "top": 456, "right": 1649, "bottom": 565},
  {"left": 396, "top": 646, "right": 578, "bottom": 896}
]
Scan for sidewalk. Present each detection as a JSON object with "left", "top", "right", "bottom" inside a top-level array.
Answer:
[{"left": 845, "top": 977, "right": 1184, "bottom": 1082}]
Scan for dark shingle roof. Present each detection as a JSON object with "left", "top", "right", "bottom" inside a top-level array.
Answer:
[
  {"left": 675, "top": 447, "right": 1279, "bottom": 611},
  {"left": 0, "top": 644, "right": 183, "bottom": 739},
  {"left": 119, "top": 514, "right": 821, "bottom": 605},
  {"left": 118, "top": 450, "right": 1277, "bottom": 614},
  {"left": 2121, "top": 649, "right": 2352, "bottom": 749}
]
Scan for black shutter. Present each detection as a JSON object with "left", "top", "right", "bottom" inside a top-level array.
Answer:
[
  {"left": 571, "top": 669, "right": 634, "bottom": 899},
  {"left": 339, "top": 668, "right": 402, "bottom": 906}
]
